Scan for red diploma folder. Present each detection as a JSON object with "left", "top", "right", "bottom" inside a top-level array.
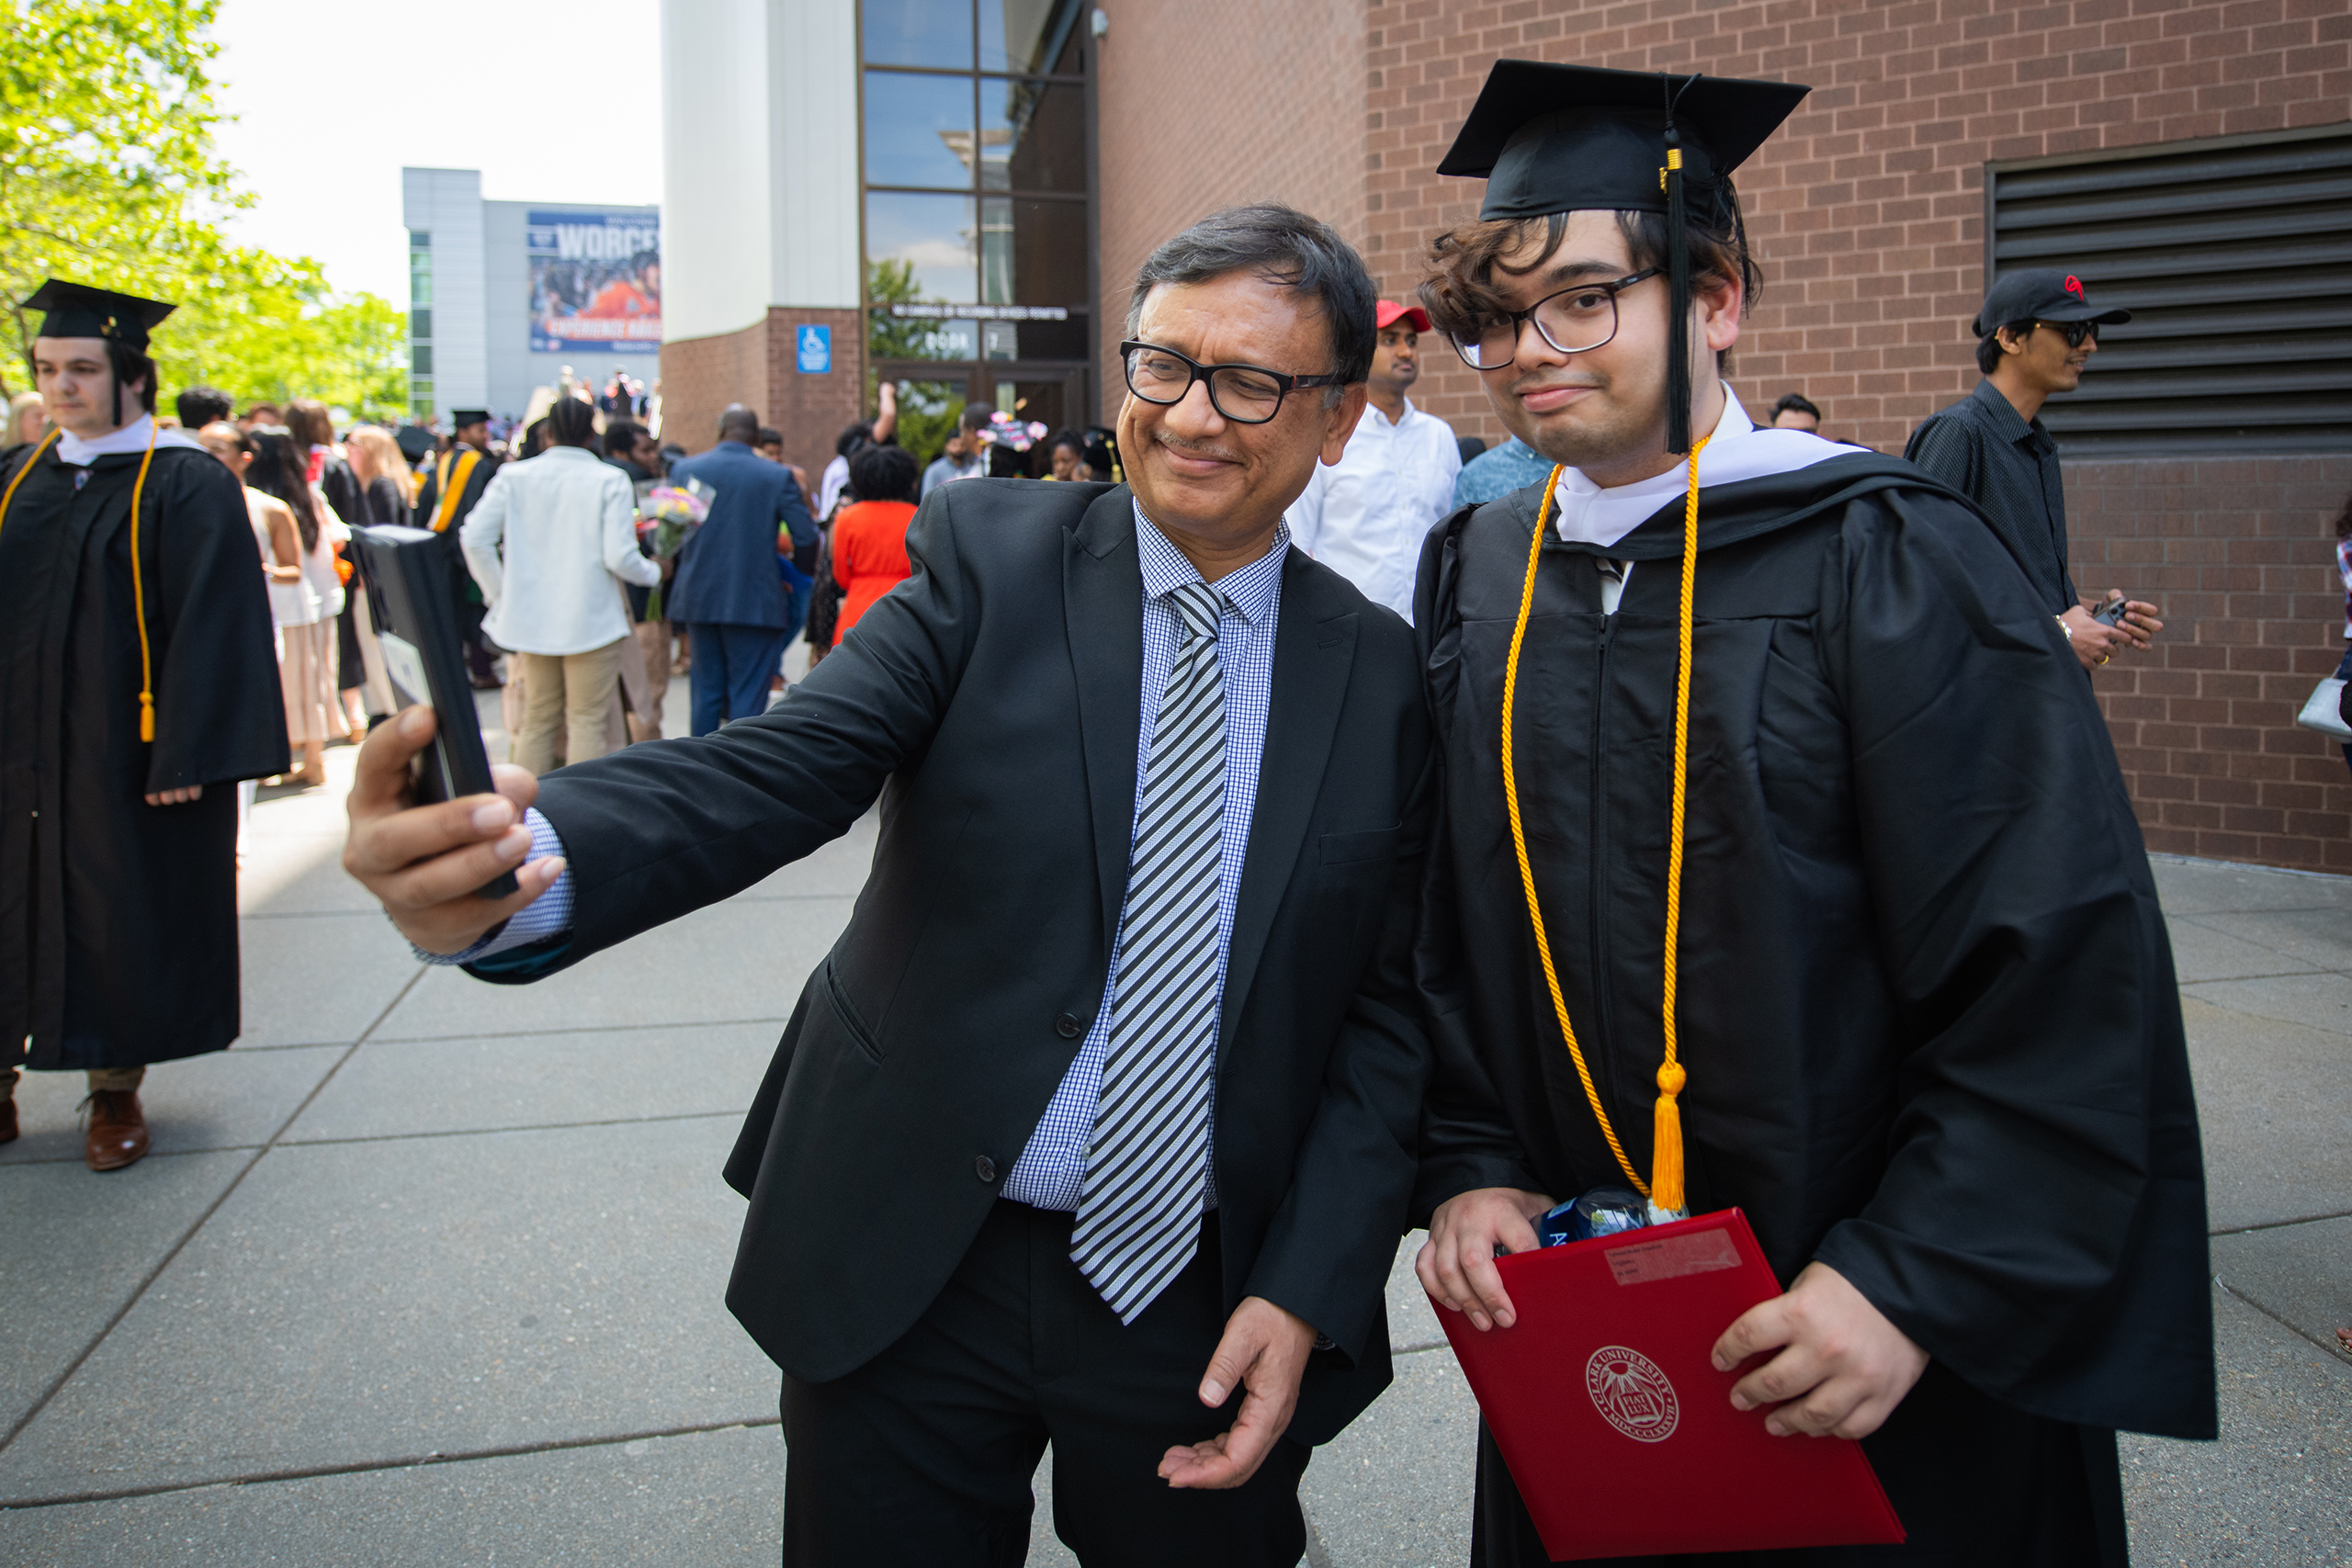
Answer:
[{"left": 1438, "top": 1209, "right": 1905, "bottom": 1562}]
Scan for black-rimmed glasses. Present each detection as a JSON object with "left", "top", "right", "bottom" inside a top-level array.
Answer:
[
  {"left": 2035, "top": 320, "right": 2102, "bottom": 348},
  {"left": 1445, "top": 267, "right": 1663, "bottom": 371},
  {"left": 1119, "top": 340, "right": 1345, "bottom": 424}
]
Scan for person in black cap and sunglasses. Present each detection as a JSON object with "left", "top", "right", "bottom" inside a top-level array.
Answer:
[
  {"left": 1906, "top": 270, "right": 2161, "bottom": 672},
  {"left": 0, "top": 280, "right": 285, "bottom": 1170},
  {"left": 1406, "top": 62, "right": 2213, "bottom": 1564}
]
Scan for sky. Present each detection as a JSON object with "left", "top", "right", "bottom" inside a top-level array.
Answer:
[{"left": 206, "top": 0, "right": 665, "bottom": 303}]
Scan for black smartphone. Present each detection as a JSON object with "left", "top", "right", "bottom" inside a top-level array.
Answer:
[
  {"left": 2092, "top": 596, "right": 2134, "bottom": 627},
  {"left": 349, "top": 525, "right": 518, "bottom": 897}
]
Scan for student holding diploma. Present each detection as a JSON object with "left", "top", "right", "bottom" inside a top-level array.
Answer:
[{"left": 1407, "top": 62, "right": 2214, "bottom": 1563}]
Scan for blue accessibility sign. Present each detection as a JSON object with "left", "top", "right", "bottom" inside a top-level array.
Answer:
[{"left": 797, "top": 324, "right": 831, "bottom": 374}]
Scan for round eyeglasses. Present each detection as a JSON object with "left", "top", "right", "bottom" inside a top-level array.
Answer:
[
  {"left": 1119, "top": 340, "right": 1345, "bottom": 425},
  {"left": 1445, "top": 267, "right": 1662, "bottom": 371}
]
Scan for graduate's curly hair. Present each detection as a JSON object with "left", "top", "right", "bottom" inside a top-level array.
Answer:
[
  {"left": 1418, "top": 206, "right": 1758, "bottom": 359},
  {"left": 105, "top": 342, "right": 157, "bottom": 418}
]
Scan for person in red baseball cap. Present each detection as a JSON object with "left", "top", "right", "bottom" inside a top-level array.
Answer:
[{"left": 1281, "top": 299, "right": 1461, "bottom": 622}]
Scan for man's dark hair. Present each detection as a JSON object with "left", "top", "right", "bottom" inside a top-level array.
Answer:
[
  {"left": 1048, "top": 426, "right": 1084, "bottom": 457},
  {"left": 718, "top": 404, "right": 761, "bottom": 444},
  {"left": 1125, "top": 204, "right": 1377, "bottom": 393},
  {"left": 836, "top": 420, "right": 875, "bottom": 457},
  {"left": 658, "top": 442, "right": 687, "bottom": 476},
  {"left": 106, "top": 342, "right": 158, "bottom": 419},
  {"left": 957, "top": 402, "right": 993, "bottom": 435},
  {"left": 547, "top": 395, "right": 598, "bottom": 448},
  {"left": 1419, "top": 207, "right": 1758, "bottom": 369},
  {"left": 1772, "top": 392, "right": 1821, "bottom": 423},
  {"left": 848, "top": 441, "right": 921, "bottom": 504},
  {"left": 603, "top": 419, "right": 646, "bottom": 458},
  {"left": 1976, "top": 321, "right": 2036, "bottom": 377},
  {"left": 176, "top": 385, "right": 233, "bottom": 428},
  {"left": 755, "top": 426, "right": 784, "bottom": 448}
]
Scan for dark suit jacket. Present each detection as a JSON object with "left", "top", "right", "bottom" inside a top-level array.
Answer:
[
  {"left": 481, "top": 479, "right": 1434, "bottom": 1444},
  {"left": 663, "top": 440, "right": 818, "bottom": 628}
]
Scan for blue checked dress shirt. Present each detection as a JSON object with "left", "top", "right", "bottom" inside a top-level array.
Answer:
[{"left": 425, "top": 501, "right": 1287, "bottom": 1216}]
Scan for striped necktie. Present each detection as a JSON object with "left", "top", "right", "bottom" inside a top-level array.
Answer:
[{"left": 1071, "top": 580, "right": 1229, "bottom": 1324}]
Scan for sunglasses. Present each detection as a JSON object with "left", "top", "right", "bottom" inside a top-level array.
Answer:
[{"left": 2035, "top": 320, "right": 2102, "bottom": 349}]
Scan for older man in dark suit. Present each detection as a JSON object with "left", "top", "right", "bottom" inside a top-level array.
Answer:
[
  {"left": 344, "top": 205, "right": 1429, "bottom": 1567},
  {"left": 666, "top": 405, "right": 819, "bottom": 734}
]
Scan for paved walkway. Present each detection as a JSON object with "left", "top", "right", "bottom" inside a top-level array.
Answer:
[{"left": 3, "top": 682, "right": 2348, "bottom": 1565}]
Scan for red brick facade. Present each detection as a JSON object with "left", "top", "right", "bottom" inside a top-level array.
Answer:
[
  {"left": 2073, "top": 456, "right": 2352, "bottom": 871},
  {"left": 1091, "top": 0, "right": 2351, "bottom": 869},
  {"left": 659, "top": 307, "right": 865, "bottom": 468}
]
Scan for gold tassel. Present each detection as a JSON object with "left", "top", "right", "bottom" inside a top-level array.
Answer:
[
  {"left": 139, "top": 693, "right": 155, "bottom": 742},
  {"left": 1651, "top": 1061, "right": 1686, "bottom": 1213}
]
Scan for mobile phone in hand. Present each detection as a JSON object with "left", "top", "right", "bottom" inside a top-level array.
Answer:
[{"left": 2093, "top": 596, "right": 2134, "bottom": 627}]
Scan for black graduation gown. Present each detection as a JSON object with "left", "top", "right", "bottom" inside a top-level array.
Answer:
[
  {"left": 410, "top": 445, "right": 500, "bottom": 627},
  {"left": 1411, "top": 453, "right": 2215, "bottom": 1564},
  {"left": 0, "top": 442, "right": 288, "bottom": 1070}
]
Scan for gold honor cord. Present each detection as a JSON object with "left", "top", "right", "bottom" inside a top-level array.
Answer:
[
  {"left": 0, "top": 422, "right": 164, "bottom": 740},
  {"left": 1500, "top": 435, "right": 1710, "bottom": 1212}
]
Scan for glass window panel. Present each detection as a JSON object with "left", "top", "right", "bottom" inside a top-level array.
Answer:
[
  {"left": 1010, "top": 314, "right": 1089, "bottom": 359},
  {"left": 412, "top": 346, "right": 433, "bottom": 375},
  {"left": 980, "top": 0, "right": 1084, "bottom": 73},
  {"left": 981, "top": 80, "right": 1084, "bottom": 193},
  {"left": 410, "top": 308, "right": 431, "bottom": 340},
  {"left": 864, "top": 71, "right": 977, "bottom": 190},
  {"left": 867, "top": 191, "right": 978, "bottom": 304},
  {"left": 863, "top": 0, "right": 972, "bottom": 69},
  {"left": 410, "top": 231, "right": 430, "bottom": 248},
  {"left": 980, "top": 197, "right": 1087, "bottom": 307}
]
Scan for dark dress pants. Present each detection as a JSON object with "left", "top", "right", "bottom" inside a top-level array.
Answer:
[
  {"left": 779, "top": 1201, "right": 1310, "bottom": 1568},
  {"left": 1469, "top": 1358, "right": 2128, "bottom": 1567},
  {"left": 687, "top": 622, "right": 790, "bottom": 737}
]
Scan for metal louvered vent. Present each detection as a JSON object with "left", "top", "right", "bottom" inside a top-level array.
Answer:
[{"left": 1985, "top": 122, "right": 2352, "bottom": 457}]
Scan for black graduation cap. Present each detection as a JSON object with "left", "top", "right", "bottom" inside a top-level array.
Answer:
[
  {"left": 449, "top": 409, "right": 491, "bottom": 428},
  {"left": 1437, "top": 62, "right": 1809, "bottom": 454},
  {"left": 20, "top": 278, "right": 177, "bottom": 349}
]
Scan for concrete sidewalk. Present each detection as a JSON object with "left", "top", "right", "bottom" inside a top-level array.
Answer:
[{"left": 2, "top": 683, "right": 2347, "bottom": 1565}]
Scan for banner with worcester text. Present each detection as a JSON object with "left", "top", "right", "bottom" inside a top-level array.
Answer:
[{"left": 526, "top": 209, "right": 662, "bottom": 353}]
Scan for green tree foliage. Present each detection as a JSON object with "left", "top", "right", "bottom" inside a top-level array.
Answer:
[
  {"left": 864, "top": 257, "right": 963, "bottom": 464},
  {"left": 0, "top": 0, "right": 407, "bottom": 420}
]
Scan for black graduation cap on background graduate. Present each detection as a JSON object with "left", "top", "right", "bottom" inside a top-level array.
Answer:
[
  {"left": 19, "top": 278, "right": 177, "bottom": 349},
  {"left": 1437, "top": 62, "right": 1809, "bottom": 453}
]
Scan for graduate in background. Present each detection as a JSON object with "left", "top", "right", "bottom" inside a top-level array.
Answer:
[
  {"left": 411, "top": 408, "right": 502, "bottom": 687},
  {"left": 1406, "top": 64, "right": 2213, "bottom": 1562},
  {"left": 0, "top": 280, "right": 285, "bottom": 1169}
]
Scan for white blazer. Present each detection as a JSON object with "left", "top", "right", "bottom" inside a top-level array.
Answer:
[{"left": 460, "top": 445, "right": 661, "bottom": 656}]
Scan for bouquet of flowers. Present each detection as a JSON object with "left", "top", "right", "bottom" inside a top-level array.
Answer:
[
  {"left": 636, "top": 476, "right": 715, "bottom": 559},
  {"left": 636, "top": 477, "right": 716, "bottom": 620}
]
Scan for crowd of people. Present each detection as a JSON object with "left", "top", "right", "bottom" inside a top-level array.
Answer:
[{"left": 11, "top": 46, "right": 2351, "bottom": 1568}]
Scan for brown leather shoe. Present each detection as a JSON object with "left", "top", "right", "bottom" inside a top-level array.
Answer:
[
  {"left": 0, "top": 1098, "right": 17, "bottom": 1145},
  {"left": 85, "top": 1090, "right": 149, "bottom": 1171}
]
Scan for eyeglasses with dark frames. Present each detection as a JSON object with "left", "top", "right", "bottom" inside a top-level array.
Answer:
[
  {"left": 2034, "top": 320, "right": 2102, "bottom": 349},
  {"left": 1118, "top": 340, "right": 1346, "bottom": 425},
  {"left": 1445, "top": 267, "right": 1663, "bottom": 371}
]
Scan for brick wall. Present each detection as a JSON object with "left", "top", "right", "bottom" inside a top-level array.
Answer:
[
  {"left": 1362, "top": 0, "right": 2351, "bottom": 452},
  {"left": 2073, "top": 456, "right": 2352, "bottom": 871},
  {"left": 659, "top": 307, "right": 864, "bottom": 471},
  {"left": 1093, "top": 0, "right": 1371, "bottom": 420}
]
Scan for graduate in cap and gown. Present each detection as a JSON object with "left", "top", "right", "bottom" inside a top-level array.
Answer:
[
  {"left": 0, "top": 280, "right": 286, "bottom": 1169},
  {"left": 1406, "top": 62, "right": 2214, "bottom": 1562},
  {"left": 412, "top": 408, "right": 503, "bottom": 685}
]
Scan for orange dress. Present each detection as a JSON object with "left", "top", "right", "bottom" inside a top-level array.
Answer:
[{"left": 831, "top": 500, "right": 918, "bottom": 638}]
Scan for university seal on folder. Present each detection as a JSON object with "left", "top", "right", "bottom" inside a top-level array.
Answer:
[{"left": 1437, "top": 1210, "right": 1906, "bottom": 1562}]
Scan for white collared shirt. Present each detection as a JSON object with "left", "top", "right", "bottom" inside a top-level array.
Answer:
[
  {"left": 460, "top": 445, "right": 660, "bottom": 656},
  {"left": 54, "top": 413, "right": 206, "bottom": 465},
  {"left": 1284, "top": 395, "right": 1462, "bottom": 623}
]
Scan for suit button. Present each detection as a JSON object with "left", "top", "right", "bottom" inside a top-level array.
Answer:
[
  {"left": 1055, "top": 1013, "right": 1083, "bottom": 1039},
  {"left": 974, "top": 1155, "right": 998, "bottom": 1184}
]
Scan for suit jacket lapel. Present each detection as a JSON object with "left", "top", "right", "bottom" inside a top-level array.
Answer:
[
  {"left": 1218, "top": 552, "right": 1356, "bottom": 1055},
  {"left": 1065, "top": 486, "right": 1145, "bottom": 952}
]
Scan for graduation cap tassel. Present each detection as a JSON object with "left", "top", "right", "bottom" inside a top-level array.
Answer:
[{"left": 1663, "top": 120, "right": 1694, "bottom": 457}]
